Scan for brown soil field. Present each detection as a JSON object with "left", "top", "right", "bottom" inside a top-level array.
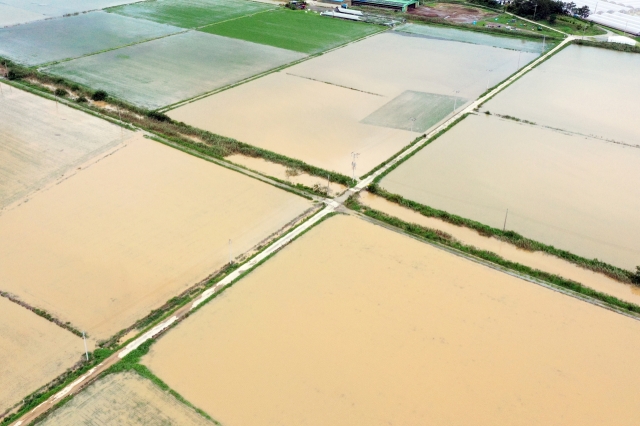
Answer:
[
  {"left": 359, "top": 191, "right": 640, "bottom": 305},
  {"left": 381, "top": 114, "right": 640, "bottom": 270},
  {"left": 143, "top": 215, "right": 640, "bottom": 426},
  {"left": 0, "top": 82, "right": 132, "bottom": 210},
  {"left": 0, "top": 135, "right": 312, "bottom": 340},
  {"left": 0, "top": 297, "right": 82, "bottom": 413},
  {"left": 226, "top": 154, "right": 347, "bottom": 196},
  {"left": 410, "top": 3, "right": 498, "bottom": 23},
  {"left": 168, "top": 72, "right": 413, "bottom": 176},
  {"left": 37, "top": 372, "right": 215, "bottom": 425}
]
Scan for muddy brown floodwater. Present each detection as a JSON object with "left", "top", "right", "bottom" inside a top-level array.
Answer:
[
  {"left": 359, "top": 191, "right": 640, "bottom": 305},
  {"left": 381, "top": 114, "right": 640, "bottom": 270},
  {"left": 143, "top": 215, "right": 640, "bottom": 426},
  {"left": 0, "top": 135, "right": 312, "bottom": 340}
]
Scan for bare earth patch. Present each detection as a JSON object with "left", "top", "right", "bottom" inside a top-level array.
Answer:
[
  {"left": 410, "top": 3, "right": 498, "bottom": 23},
  {"left": 143, "top": 215, "right": 640, "bottom": 426}
]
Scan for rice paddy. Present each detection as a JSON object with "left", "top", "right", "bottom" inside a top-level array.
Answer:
[
  {"left": 200, "top": 8, "right": 382, "bottom": 54},
  {"left": 0, "top": 4, "right": 45, "bottom": 28},
  {"left": 396, "top": 23, "right": 548, "bottom": 53},
  {"left": 481, "top": 45, "right": 640, "bottom": 145},
  {"left": 37, "top": 372, "right": 215, "bottom": 425},
  {"left": 0, "top": 81, "right": 133, "bottom": 210},
  {"left": 379, "top": 113, "right": 640, "bottom": 270},
  {"left": 169, "top": 31, "right": 534, "bottom": 175},
  {"left": 0, "top": 135, "right": 312, "bottom": 340},
  {"left": 142, "top": 214, "right": 640, "bottom": 425},
  {"left": 0, "top": 11, "right": 180, "bottom": 66},
  {"left": 0, "top": 296, "right": 82, "bottom": 412},
  {"left": 44, "top": 31, "right": 306, "bottom": 109},
  {"left": 109, "top": 0, "right": 275, "bottom": 29}
]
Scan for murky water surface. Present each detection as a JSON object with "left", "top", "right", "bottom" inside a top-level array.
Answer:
[
  {"left": 360, "top": 191, "right": 640, "bottom": 305},
  {"left": 483, "top": 45, "right": 640, "bottom": 145},
  {"left": 381, "top": 114, "right": 640, "bottom": 269},
  {"left": 0, "top": 135, "right": 311, "bottom": 339},
  {"left": 144, "top": 215, "right": 640, "bottom": 426}
]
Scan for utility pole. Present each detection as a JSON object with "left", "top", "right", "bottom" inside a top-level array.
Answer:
[
  {"left": 503, "top": 209, "right": 509, "bottom": 232},
  {"left": 82, "top": 332, "right": 89, "bottom": 361},
  {"left": 542, "top": 35, "right": 546, "bottom": 53},
  {"left": 533, "top": 3, "right": 538, "bottom": 20},
  {"left": 351, "top": 152, "right": 359, "bottom": 181},
  {"left": 452, "top": 90, "right": 460, "bottom": 112},
  {"left": 486, "top": 69, "right": 493, "bottom": 91}
]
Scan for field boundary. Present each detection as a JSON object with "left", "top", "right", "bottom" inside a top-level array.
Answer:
[{"left": 346, "top": 196, "right": 640, "bottom": 317}]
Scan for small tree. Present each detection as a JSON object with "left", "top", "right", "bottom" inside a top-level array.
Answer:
[
  {"left": 91, "top": 90, "right": 107, "bottom": 101},
  {"left": 633, "top": 266, "right": 640, "bottom": 285},
  {"left": 54, "top": 88, "right": 67, "bottom": 97}
]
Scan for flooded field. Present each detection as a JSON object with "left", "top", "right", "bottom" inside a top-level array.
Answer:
[
  {"left": 168, "top": 72, "right": 414, "bottom": 176},
  {"left": 287, "top": 32, "right": 538, "bottom": 102},
  {"left": 482, "top": 45, "right": 640, "bottom": 145},
  {"left": 169, "top": 32, "right": 534, "bottom": 176},
  {"left": 0, "top": 11, "right": 180, "bottom": 65},
  {"left": 38, "top": 372, "right": 214, "bottom": 425},
  {"left": 396, "top": 23, "right": 547, "bottom": 53},
  {"left": 359, "top": 191, "right": 640, "bottom": 305},
  {"left": 45, "top": 31, "right": 305, "bottom": 109},
  {"left": 0, "top": 0, "right": 138, "bottom": 18},
  {"left": 0, "top": 297, "right": 82, "bottom": 412},
  {"left": 0, "top": 82, "right": 132, "bottom": 210},
  {"left": 227, "top": 154, "right": 347, "bottom": 196},
  {"left": 143, "top": 215, "right": 640, "bottom": 426},
  {"left": 0, "top": 135, "right": 311, "bottom": 339},
  {"left": 109, "top": 0, "right": 274, "bottom": 29},
  {"left": 380, "top": 114, "right": 640, "bottom": 269},
  {"left": 0, "top": 4, "right": 45, "bottom": 27}
]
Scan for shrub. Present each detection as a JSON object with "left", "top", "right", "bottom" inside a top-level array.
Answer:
[
  {"left": 70, "top": 84, "right": 80, "bottom": 91},
  {"left": 7, "top": 69, "right": 23, "bottom": 80},
  {"left": 54, "top": 88, "right": 67, "bottom": 97},
  {"left": 633, "top": 267, "right": 640, "bottom": 285},
  {"left": 76, "top": 96, "right": 88, "bottom": 103},
  {"left": 147, "top": 110, "right": 171, "bottom": 122},
  {"left": 91, "top": 90, "right": 108, "bottom": 101}
]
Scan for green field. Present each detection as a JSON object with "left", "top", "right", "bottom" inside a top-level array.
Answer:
[
  {"left": 200, "top": 9, "right": 382, "bottom": 54},
  {"left": 108, "top": 0, "right": 274, "bottom": 29}
]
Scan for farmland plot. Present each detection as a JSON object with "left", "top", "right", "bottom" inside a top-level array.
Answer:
[
  {"left": 44, "top": 31, "right": 306, "bottom": 109},
  {"left": 200, "top": 8, "right": 381, "bottom": 54},
  {"left": 0, "top": 11, "right": 180, "bottom": 66},
  {"left": 0, "top": 4, "right": 45, "bottom": 28},
  {"left": 0, "top": 0, "right": 139, "bottom": 18},
  {"left": 481, "top": 45, "right": 640, "bottom": 145},
  {"left": 380, "top": 114, "right": 640, "bottom": 269},
  {"left": 109, "top": 0, "right": 274, "bottom": 29},
  {"left": 359, "top": 191, "right": 640, "bottom": 305},
  {"left": 37, "top": 372, "right": 215, "bottom": 425},
  {"left": 143, "top": 215, "right": 640, "bottom": 426},
  {"left": 396, "top": 23, "right": 547, "bottom": 53},
  {"left": 0, "top": 135, "right": 312, "bottom": 340},
  {"left": 170, "top": 32, "right": 534, "bottom": 175},
  {"left": 0, "top": 82, "right": 133, "bottom": 210},
  {"left": 168, "top": 72, "right": 415, "bottom": 176},
  {"left": 0, "top": 297, "right": 82, "bottom": 412}
]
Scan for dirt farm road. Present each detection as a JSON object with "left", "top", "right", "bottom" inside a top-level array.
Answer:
[{"left": 9, "top": 36, "right": 575, "bottom": 426}]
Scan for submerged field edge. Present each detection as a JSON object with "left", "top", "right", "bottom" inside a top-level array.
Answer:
[
  {"left": 0, "top": 291, "right": 83, "bottom": 337},
  {"left": 3, "top": 207, "right": 333, "bottom": 426},
  {"left": 346, "top": 196, "right": 640, "bottom": 317},
  {"left": 364, "top": 185, "right": 636, "bottom": 284}
]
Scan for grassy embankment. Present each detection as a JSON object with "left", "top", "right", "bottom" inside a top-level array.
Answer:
[
  {"left": 346, "top": 194, "right": 640, "bottom": 313},
  {"left": 0, "top": 57, "right": 354, "bottom": 195}
]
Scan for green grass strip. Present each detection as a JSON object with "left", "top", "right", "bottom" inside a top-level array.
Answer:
[
  {"left": 346, "top": 196, "right": 640, "bottom": 315},
  {"left": 365, "top": 184, "right": 634, "bottom": 283}
]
